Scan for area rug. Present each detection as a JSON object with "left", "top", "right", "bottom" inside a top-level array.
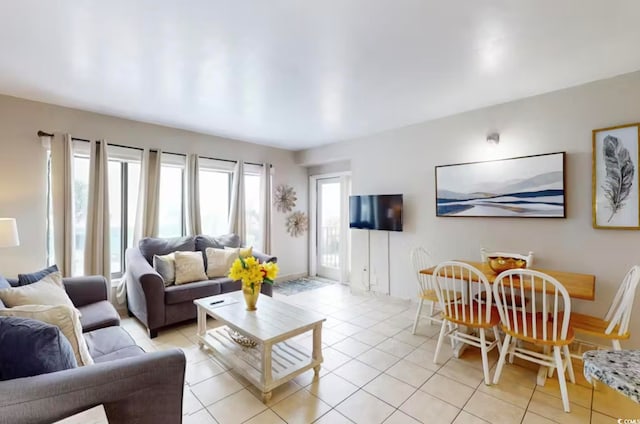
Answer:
[{"left": 273, "top": 277, "right": 337, "bottom": 296}]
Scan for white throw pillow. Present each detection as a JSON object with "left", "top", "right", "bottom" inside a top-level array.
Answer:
[
  {"left": 0, "top": 272, "right": 77, "bottom": 312},
  {"left": 0, "top": 304, "right": 94, "bottom": 366},
  {"left": 174, "top": 251, "right": 207, "bottom": 285},
  {"left": 206, "top": 247, "right": 240, "bottom": 278},
  {"left": 153, "top": 252, "right": 176, "bottom": 286}
]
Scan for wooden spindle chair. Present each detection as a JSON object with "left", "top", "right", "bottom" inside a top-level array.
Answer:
[
  {"left": 492, "top": 269, "right": 575, "bottom": 412},
  {"left": 432, "top": 261, "right": 501, "bottom": 385}
]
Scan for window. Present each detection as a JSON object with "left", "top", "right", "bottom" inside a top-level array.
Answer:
[
  {"left": 72, "top": 154, "right": 90, "bottom": 276},
  {"left": 70, "top": 142, "right": 142, "bottom": 278},
  {"left": 158, "top": 154, "right": 186, "bottom": 238},
  {"left": 244, "top": 172, "right": 262, "bottom": 248},
  {"left": 199, "top": 167, "right": 231, "bottom": 236},
  {"left": 107, "top": 154, "right": 141, "bottom": 277}
]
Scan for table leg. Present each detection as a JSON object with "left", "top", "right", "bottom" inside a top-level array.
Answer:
[
  {"left": 537, "top": 345, "right": 551, "bottom": 386},
  {"left": 196, "top": 306, "right": 207, "bottom": 348},
  {"left": 262, "top": 342, "right": 273, "bottom": 400},
  {"left": 312, "top": 324, "right": 323, "bottom": 377}
]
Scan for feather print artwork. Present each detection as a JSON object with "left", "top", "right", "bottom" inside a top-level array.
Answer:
[{"left": 602, "top": 135, "right": 635, "bottom": 222}]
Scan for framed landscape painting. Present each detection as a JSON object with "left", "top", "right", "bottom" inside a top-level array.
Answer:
[
  {"left": 435, "top": 152, "right": 566, "bottom": 218},
  {"left": 593, "top": 123, "right": 640, "bottom": 229}
]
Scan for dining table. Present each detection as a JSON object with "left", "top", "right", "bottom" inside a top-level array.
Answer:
[{"left": 420, "top": 260, "right": 596, "bottom": 386}]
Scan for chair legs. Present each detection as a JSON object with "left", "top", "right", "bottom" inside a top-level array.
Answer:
[
  {"left": 563, "top": 345, "right": 576, "bottom": 384},
  {"left": 412, "top": 299, "right": 424, "bottom": 335},
  {"left": 479, "top": 329, "right": 491, "bottom": 385},
  {"left": 493, "top": 334, "right": 512, "bottom": 384},
  {"left": 612, "top": 339, "right": 622, "bottom": 350},
  {"left": 553, "top": 346, "right": 571, "bottom": 412},
  {"left": 433, "top": 319, "right": 448, "bottom": 364}
]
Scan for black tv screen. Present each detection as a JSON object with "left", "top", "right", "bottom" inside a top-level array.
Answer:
[{"left": 349, "top": 194, "right": 403, "bottom": 231}]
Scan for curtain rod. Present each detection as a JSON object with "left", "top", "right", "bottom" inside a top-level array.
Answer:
[{"left": 41, "top": 131, "right": 269, "bottom": 166}]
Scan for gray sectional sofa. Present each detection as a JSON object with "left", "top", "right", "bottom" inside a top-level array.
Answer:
[
  {"left": 126, "top": 233, "right": 277, "bottom": 338},
  {"left": 0, "top": 275, "right": 186, "bottom": 424}
]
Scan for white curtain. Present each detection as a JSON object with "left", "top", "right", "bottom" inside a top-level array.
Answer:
[
  {"left": 50, "top": 134, "right": 75, "bottom": 277},
  {"left": 84, "top": 140, "right": 111, "bottom": 283},
  {"left": 134, "top": 149, "right": 162, "bottom": 242},
  {"left": 259, "top": 163, "right": 272, "bottom": 254},
  {"left": 227, "top": 160, "right": 246, "bottom": 242},
  {"left": 186, "top": 154, "right": 202, "bottom": 235}
]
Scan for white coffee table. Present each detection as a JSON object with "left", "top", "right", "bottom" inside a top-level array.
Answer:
[{"left": 194, "top": 291, "right": 325, "bottom": 402}]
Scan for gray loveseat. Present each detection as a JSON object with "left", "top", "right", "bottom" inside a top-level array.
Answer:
[
  {"left": 126, "top": 234, "right": 277, "bottom": 338},
  {"left": 0, "top": 275, "right": 186, "bottom": 424}
]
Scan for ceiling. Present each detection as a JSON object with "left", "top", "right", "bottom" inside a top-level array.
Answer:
[{"left": 1, "top": 1, "right": 640, "bottom": 150}]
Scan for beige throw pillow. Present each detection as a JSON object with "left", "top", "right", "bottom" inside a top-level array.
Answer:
[
  {"left": 174, "top": 251, "right": 207, "bottom": 285},
  {"left": 206, "top": 247, "right": 239, "bottom": 278},
  {"left": 225, "top": 245, "right": 253, "bottom": 258},
  {"left": 0, "top": 272, "right": 77, "bottom": 312},
  {"left": 153, "top": 252, "right": 176, "bottom": 286},
  {"left": 0, "top": 304, "right": 94, "bottom": 366}
]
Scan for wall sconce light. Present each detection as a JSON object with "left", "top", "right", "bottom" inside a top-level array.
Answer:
[{"left": 486, "top": 132, "right": 500, "bottom": 145}]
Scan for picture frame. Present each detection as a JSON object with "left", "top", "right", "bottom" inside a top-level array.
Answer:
[
  {"left": 435, "top": 152, "right": 566, "bottom": 218},
  {"left": 592, "top": 123, "right": 640, "bottom": 230}
]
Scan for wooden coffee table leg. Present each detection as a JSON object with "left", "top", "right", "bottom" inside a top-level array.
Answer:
[
  {"left": 197, "top": 306, "right": 207, "bottom": 348},
  {"left": 261, "top": 391, "right": 272, "bottom": 402},
  {"left": 312, "top": 324, "right": 323, "bottom": 377}
]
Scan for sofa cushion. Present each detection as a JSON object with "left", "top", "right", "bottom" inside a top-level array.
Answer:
[
  {"left": 154, "top": 252, "right": 176, "bottom": 286},
  {"left": 0, "top": 272, "right": 77, "bottom": 313},
  {"left": 206, "top": 247, "right": 239, "bottom": 278},
  {"left": 0, "top": 304, "right": 94, "bottom": 366},
  {"left": 139, "top": 236, "right": 196, "bottom": 265},
  {"left": 78, "top": 300, "right": 121, "bottom": 333},
  {"left": 164, "top": 280, "right": 222, "bottom": 305},
  {"left": 174, "top": 251, "right": 207, "bottom": 285},
  {"left": 84, "top": 326, "right": 144, "bottom": 363},
  {"left": 0, "top": 316, "right": 77, "bottom": 380},
  {"left": 17, "top": 264, "right": 59, "bottom": 286},
  {"left": 0, "top": 274, "right": 10, "bottom": 289}
]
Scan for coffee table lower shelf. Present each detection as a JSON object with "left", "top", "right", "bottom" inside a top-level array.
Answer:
[{"left": 199, "top": 326, "right": 321, "bottom": 402}]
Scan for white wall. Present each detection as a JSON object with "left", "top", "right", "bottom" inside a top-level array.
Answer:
[
  {"left": 0, "top": 94, "right": 308, "bottom": 278},
  {"left": 297, "top": 70, "right": 640, "bottom": 347}
]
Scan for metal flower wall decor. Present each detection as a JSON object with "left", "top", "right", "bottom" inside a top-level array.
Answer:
[
  {"left": 274, "top": 184, "right": 297, "bottom": 213},
  {"left": 286, "top": 211, "right": 308, "bottom": 237}
]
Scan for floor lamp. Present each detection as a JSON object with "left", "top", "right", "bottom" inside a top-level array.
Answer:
[{"left": 0, "top": 218, "right": 20, "bottom": 249}]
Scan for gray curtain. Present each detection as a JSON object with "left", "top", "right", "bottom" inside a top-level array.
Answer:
[
  {"left": 227, "top": 160, "right": 246, "bottom": 243},
  {"left": 84, "top": 140, "right": 111, "bottom": 283},
  {"left": 50, "top": 134, "right": 75, "bottom": 277},
  {"left": 186, "top": 154, "right": 202, "bottom": 235},
  {"left": 134, "top": 149, "right": 162, "bottom": 242},
  {"left": 260, "top": 163, "right": 272, "bottom": 254}
]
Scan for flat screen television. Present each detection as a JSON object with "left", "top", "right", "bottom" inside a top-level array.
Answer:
[{"left": 349, "top": 194, "right": 403, "bottom": 231}]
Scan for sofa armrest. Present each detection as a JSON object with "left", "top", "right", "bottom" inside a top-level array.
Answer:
[
  {"left": 125, "top": 247, "right": 166, "bottom": 332},
  {"left": 0, "top": 349, "right": 186, "bottom": 424},
  {"left": 253, "top": 251, "right": 277, "bottom": 264},
  {"left": 63, "top": 276, "right": 109, "bottom": 307}
]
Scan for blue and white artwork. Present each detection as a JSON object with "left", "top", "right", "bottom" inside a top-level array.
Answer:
[{"left": 436, "top": 152, "right": 565, "bottom": 217}]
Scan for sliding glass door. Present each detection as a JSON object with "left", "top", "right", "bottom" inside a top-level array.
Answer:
[{"left": 316, "top": 177, "right": 343, "bottom": 280}]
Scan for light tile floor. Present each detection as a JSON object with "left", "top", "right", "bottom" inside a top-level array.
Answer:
[{"left": 59, "top": 284, "right": 629, "bottom": 424}]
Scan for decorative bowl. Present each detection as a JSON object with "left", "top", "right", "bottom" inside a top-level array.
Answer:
[{"left": 487, "top": 256, "right": 527, "bottom": 274}]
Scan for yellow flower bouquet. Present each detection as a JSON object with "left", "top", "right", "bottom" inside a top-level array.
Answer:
[{"left": 228, "top": 256, "right": 279, "bottom": 311}]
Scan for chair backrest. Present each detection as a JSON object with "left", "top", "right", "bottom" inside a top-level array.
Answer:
[
  {"left": 493, "top": 269, "right": 571, "bottom": 343},
  {"left": 410, "top": 247, "right": 434, "bottom": 294},
  {"left": 604, "top": 265, "right": 640, "bottom": 336},
  {"left": 481, "top": 248, "right": 534, "bottom": 268},
  {"left": 432, "top": 261, "right": 493, "bottom": 324}
]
